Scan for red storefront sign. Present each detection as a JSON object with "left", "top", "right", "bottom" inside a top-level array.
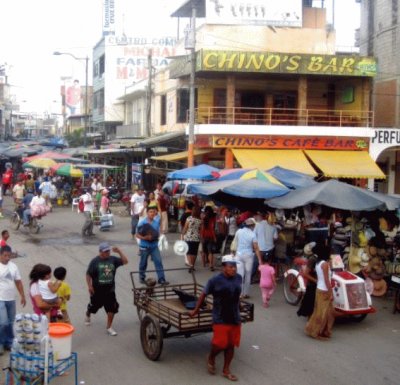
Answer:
[{"left": 195, "top": 135, "right": 369, "bottom": 150}]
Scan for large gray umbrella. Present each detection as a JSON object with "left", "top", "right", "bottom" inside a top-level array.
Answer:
[{"left": 267, "top": 179, "right": 400, "bottom": 211}]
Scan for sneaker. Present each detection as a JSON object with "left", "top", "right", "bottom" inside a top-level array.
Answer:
[
  {"left": 107, "top": 327, "right": 117, "bottom": 336},
  {"left": 85, "top": 313, "right": 91, "bottom": 326},
  {"left": 159, "top": 280, "right": 169, "bottom": 286},
  {"left": 139, "top": 278, "right": 146, "bottom": 285}
]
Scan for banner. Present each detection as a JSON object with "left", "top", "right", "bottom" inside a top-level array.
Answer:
[
  {"left": 205, "top": 0, "right": 302, "bottom": 27},
  {"left": 103, "top": 0, "right": 116, "bottom": 36},
  {"left": 199, "top": 50, "right": 377, "bottom": 77},
  {"left": 64, "top": 79, "right": 81, "bottom": 117},
  {"left": 209, "top": 135, "right": 369, "bottom": 150}
]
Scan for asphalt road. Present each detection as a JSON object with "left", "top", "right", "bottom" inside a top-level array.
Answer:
[{"left": 0, "top": 198, "right": 399, "bottom": 385}]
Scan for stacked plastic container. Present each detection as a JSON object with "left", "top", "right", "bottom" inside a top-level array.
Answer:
[{"left": 10, "top": 313, "right": 54, "bottom": 379}]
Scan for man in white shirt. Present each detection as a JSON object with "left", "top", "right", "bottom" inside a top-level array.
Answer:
[
  {"left": 130, "top": 187, "right": 145, "bottom": 238},
  {"left": 0, "top": 245, "right": 26, "bottom": 354},
  {"left": 253, "top": 212, "right": 279, "bottom": 282},
  {"left": 81, "top": 188, "right": 95, "bottom": 237}
]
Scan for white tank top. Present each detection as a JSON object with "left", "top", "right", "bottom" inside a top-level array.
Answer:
[{"left": 316, "top": 260, "right": 331, "bottom": 291}]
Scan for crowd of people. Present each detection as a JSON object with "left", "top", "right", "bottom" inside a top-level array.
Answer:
[{"left": 2, "top": 178, "right": 398, "bottom": 381}]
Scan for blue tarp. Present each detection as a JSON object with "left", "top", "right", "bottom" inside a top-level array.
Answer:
[
  {"left": 267, "top": 166, "right": 317, "bottom": 189},
  {"left": 268, "top": 179, "right": 400, "bottom": 211},
  {"left": 167, "top": 164, "right": 220, "bottom": 180},
  {"left": 189, "top": 178, "right": 289, "bottom": 199}
]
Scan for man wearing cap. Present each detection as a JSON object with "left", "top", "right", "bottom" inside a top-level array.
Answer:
[
  {"left": 80, "top": 188, "right": 95, "bottom": 237},
  {"left": 136, "top": 206, "right": 169, "bottom": 285},
  {"left": 190, "top": 255, "right": 242, "bottom": 381},
  {"left": 85, "top": 242, "right": 128, "bottom": 336},
  {"left": 234, "top": 217, "right": 262, "bottom": 298}
]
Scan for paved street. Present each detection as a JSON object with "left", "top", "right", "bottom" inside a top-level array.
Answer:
[{"left": 0, "top": 199, "right": 399, "bottom": 385}]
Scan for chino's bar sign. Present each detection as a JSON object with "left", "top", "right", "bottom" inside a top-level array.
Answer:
[
  {"left": 210, "top": 135, "right": 369, "bottom": 150},
  {"left": 198, "top": 50, "right": 377, "bottom": 77}
]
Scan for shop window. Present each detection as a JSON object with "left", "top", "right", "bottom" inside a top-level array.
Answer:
[
  {"left": 99, "top": 55, "right": 105, "bottom": 76},
  {"left": 177, "top": 89, "right": 197, "bottom": 123},
  {"left": 342, "top": 86, "right": 354, "bottom": 104},
  {"left": 93, "top": 62, "right": 99, "bottom": 77},
  {"left": 160, "top": 95, "right": 166, "bottom": 125}
]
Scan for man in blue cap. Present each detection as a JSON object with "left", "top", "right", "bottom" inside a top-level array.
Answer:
[{"left": 85, "top": 242, "right": 128, "bottom": 336}]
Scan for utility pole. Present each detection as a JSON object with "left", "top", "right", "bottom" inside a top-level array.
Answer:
[
  {"left": 146, "top": 49, "right": 153, "bottom": 138},
  {"left": 187, "top": 4, "right": 196, "bottom": 167}
]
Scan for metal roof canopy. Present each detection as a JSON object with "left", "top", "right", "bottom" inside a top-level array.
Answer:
[{"left": 171, "top": 0, "right": 205, "bottom": 17}]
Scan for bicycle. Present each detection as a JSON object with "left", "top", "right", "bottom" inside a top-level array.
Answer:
[{"left": 10, "top": 209, "right": 42, "bottom": 234}]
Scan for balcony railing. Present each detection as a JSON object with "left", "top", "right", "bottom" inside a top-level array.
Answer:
[{"left": 193, "top": 107, "right": 374, "bottom": 127}]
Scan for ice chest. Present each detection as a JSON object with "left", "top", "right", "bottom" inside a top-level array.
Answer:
[
  {"left": 100, "top": 213, "right": 114, "bottom": 231},
  {"left": 332, "top": 271, "right": 370, "bottom": 311},
  {"left": 49, "top": 323, "right": 75, "bottom": 360}
]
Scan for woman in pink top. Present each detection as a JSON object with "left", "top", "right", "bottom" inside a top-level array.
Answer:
[
  {"left": 100, "top": 189, "right": 110, "bottom": 216},
  {"left": 259, "top": 260, "right": 276, "bottom": 308}
]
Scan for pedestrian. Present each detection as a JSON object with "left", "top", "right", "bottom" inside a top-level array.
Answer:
[
  {"left": 259, "top": 258, "right": 276, "bottom": 308},
  {"left": 234, "top": 218, "right": 262, "bottom": 298},
  {"left": 305, "top": 244, "right": 335, "bottom": 340},
  {"left": 179, "top": 200, "right": 194, "bottom": 231},
  {"left": 0, "top": 230, "right": 9, "bottom": 247},
  {"left": 39, "top": 177, "right": 52, "bottom": 209},
  {"left": 99, "top": 189, "right": 110, "bottom": 216},
  {"left": 252, "top": 212, "right": 278, "bottom": 282},
  {"left": 0, "top": 245, "right": 26, "bottom": 355},
  {"left": 80, "top": 188, "right": 95, "bottom": 237},
  {"left": 190, "top": 255, "right": 242, "bottom": 382},
  {"left": 54, "top": 266, "right": 71, "bottom": 324},
  {"left": 201, "top": 206, "right": 217, "bottom": 271},
  {"left": 136, "top": 206, "right": 169, "bottom": 285},
  {"left": 2, "top": 166, "right": 13, "bottom": 196},
  {"left": 85, "top": 242, "right": 128, "bottom": 336},
  {"left": 153, "top": 181, "right": 163, "bottom": 200},
  {"left": 12, "top": 179, "right": 25, "bottom": 204},
  {"left": 182, "top": 206, "right": 202, "bottom": 272},
  {"left": 130, "top": 186, "right": 145, "bottom": 239},
  {"left": 0, "top": 181, "right": 3, "bottom": 218},
  {"left": 29, "top": 264, "right": 58, "bottom": 320},
  {"left": 91, "top": 177, "right": 103, "bottom": 208},
  {"left": 215, "top": 207, "right": 228, "bottom": 254},
  {"left": 37, "top": 265, "right": 62, "bottom": 319},
  {"left": 157, "top": 190, "right": 169, "bottom": 234},
  {"left": 297, "top": 253, "right": 317, "bottom": 318},
  {"left": 22, "top": 188, "right": 35, "bottom": 226}
]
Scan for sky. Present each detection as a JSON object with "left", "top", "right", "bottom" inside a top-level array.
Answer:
[{"left": 0, "top": 0, "right": 360, "bottom": 114}]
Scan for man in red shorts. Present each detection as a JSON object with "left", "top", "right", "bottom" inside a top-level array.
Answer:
[{"left": 190, "top": 255, "right": 242, "bottom": 381}]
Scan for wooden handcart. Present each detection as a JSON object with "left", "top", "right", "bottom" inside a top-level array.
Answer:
[{"left": 131, "top": 268, "right": 254, "bottom": 361}]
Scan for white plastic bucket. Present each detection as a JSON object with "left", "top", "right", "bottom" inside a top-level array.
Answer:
[{"left": 48, "top": 323, "right": 75, "bottom": 360}]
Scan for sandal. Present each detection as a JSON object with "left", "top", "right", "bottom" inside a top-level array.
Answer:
[
  {"left": 222, "top": 372, "right": 238, "bottom": 381},
  {"left": 207, "top": 356, "right": 216, "bottom": 375}
]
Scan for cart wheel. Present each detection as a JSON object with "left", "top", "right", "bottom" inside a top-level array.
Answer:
[
  {"left": 137, "top": 306, "right": 146, "bottom": 321},
  {"left": 10, "top": 212, "right": 21, "bottom": 231},
  {"left": 140, "top": 314, "right": 163, "bottom": 361},
  {"left": 283, "top": 272, "right": 302, "bottom": 305},
  {"left": 351, "top": 313, "right": 368, "bottom": 323}
]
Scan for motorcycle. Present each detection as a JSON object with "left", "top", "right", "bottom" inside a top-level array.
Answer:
[
  {"left": 283, "top": 244, "right": 375, "bottom": 322},
  {"left": 108, "top": 185, "right": 123, "bottom": 204}
]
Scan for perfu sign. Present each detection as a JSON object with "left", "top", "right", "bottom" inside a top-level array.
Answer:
[
  {"left": 198, "top": 50, "right": 377, "bottom": 77},
  {"left": 211, "top": 136, "right": 369, "bottom": 150}
]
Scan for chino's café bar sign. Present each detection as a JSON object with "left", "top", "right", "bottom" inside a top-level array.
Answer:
[
  {"left": 207, "top": 136, "right": 369, "bottom": 150},
  {"left": 197, "top": 50, "right": 377, "bottom": 77}
]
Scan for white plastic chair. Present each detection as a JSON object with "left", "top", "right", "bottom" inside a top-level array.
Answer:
[{"left": 72, "top": 198, "right": 80, "bottom": 212}]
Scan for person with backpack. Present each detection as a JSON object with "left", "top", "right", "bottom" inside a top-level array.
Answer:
[{"left": 80, "top": 188, "right": 95, "bottom": 237}]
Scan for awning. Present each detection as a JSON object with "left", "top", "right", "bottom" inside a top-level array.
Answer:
[
  {"left": 304, "top": 150, "right": 386, "bottom": 179},
  {"left": 152, "top": 149, "right": 211, "bottom": 162},
  {"left": 232, "top": 149, "right": 318, "bottom": 176}
]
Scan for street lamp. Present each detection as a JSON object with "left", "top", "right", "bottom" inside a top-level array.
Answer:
[{"left": 53, "top": 51, "right": 89, "bottom": 146}]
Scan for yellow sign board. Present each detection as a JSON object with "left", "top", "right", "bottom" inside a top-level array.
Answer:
[{"left": 198, "top": 50, "right": 377, "bottom": 77}]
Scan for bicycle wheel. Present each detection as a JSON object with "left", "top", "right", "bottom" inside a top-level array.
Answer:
[
  {"left": 9, "top": 212, "right": 21, "bottom": 230},
  {"left": 283, "top": 272, "right": 302, "bottom": 305},
  {"left": 29, "top": 218, "right": 40, "bottom": 234}
]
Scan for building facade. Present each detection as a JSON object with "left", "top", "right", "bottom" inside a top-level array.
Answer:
[
  {"left": 123, "top": 1, "right": 384, "bottom": 184},
  {"left": 360, "top": 0, "right": 400, "bottom": 193}
]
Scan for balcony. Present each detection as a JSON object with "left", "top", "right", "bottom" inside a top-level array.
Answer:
[{"left": 193, "top": 107, "right": 374, "bottom": 128}]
